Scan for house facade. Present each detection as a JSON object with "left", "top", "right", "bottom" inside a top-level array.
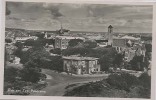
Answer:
[
  {"left": 112, "top": 38, "right": 127, "bottom": 53},
  {"left": 63, "top": 56, "right": 100, "bottom": 75},
  {"left": 112, "top": 37, "right": 146, "bottom": 62},
  {"left": 54, "top": 36, "right": 85, "bottom": 49}
]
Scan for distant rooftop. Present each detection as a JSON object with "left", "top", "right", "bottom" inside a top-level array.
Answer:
[
  {"left": 55, "top": 36, "right": 85, "bottom": 40},
  {"left": 63, "top": 56, "right": 99, "bottom": 61},
  {"left": 108, "top": 25, "right": 113, "bottom": 28},
  {"left": 121, "top": 35, "right": 140, "bottom": 40}
]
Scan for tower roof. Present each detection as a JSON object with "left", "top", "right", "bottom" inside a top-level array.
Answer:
[{"left": 108, "top": 25, "right": 113, "bottom": 28}]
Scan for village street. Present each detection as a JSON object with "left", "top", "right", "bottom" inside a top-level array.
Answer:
[{"left": 31, "top": 69, "right": 108, "bottom": 96}]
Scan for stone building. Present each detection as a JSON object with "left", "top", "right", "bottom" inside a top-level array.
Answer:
[
  {"left": 63, "top": 56, "right": 100, "bottom": 75},
  {"left": 107, "top": 25, "right": 113, "bottom": 46}
]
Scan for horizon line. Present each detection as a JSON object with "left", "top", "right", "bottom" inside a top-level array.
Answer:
[{"left": 5, "top": 27, "right": 152, "bottom": 34}]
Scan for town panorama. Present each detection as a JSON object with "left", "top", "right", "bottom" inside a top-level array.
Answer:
[{"left": 4, "top": 2, "right": 152, "bottom": 98}]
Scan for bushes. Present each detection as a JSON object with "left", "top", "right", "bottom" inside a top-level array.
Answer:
[
  {"left": 4, "top": 67, "right": 20, "bottom": 82},
  {"left": 20, "top": 61, "right": 42, "bottom": 83},
  {"left": 50, "top": 48, "right": 61, "bottom": 55},
  {"left": 64, "top": 82, "right": 103, "bottom": 96},
  {"left": 82, "top": 40, "right": 97, "bottom": 48},
  {"left": 68, "top": 39, "right": 83, "bottom": 47},
  {"left": 62, "top": 47, "right": 89, "bottom": 56},
  {"left": 5, "top": 38, "right": 12, "bottom": 43},
  {"left": 106, "top": 73, "right": 139, "bottom": 91},
  {"left": 65, "top": 72, "right": 151, "bottom": 98},
  {"left": 48, "top": 56, "right": 63, "bottom": 72},
  {"left": 106, "top": 72, "right": 151, "bottom": 98},
  {"left": 138, "top": 72, "right": 151, "bottom": 88},
  {"left": 130, "top": 55, "right": 144, "bottom": 71}
]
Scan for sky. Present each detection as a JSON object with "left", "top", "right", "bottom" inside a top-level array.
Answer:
[{"left": 5, "top": 2, "right": 153, "bottom": 33}]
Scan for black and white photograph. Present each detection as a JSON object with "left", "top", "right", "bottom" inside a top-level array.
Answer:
[{"left": 4, "top": 1, "right": 153, "bottom": 98}]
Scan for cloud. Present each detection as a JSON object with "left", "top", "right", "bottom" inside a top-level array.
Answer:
[
  {"left": 5, "top": 2, "right": 153, "bottom": 33},
  {"left": 43, "top": 3, "right": 63, "bottom": 19}
]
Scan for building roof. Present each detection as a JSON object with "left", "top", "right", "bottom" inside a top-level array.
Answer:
[
  {"left": 55, "top": 36, "right": 85, "bottom": 40},
  {"left": 113, "top": 38, "right": 127, "bottom": 47},
  {"left": 121, "top": 35, "right": 140, "bottom": 40},
  {"left": 63, "top": 56, "right": 99, "bottom": 61},
  {"left": 108, "top": 25, "right": 113, "bottom": 28},
  {"left": 15, "top": 36, "right": 38, "bottom": 41}
]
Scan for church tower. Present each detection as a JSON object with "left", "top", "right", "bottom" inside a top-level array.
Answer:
[
  {"left": 108, "top": 25, "right": 113, "bottom": 46},
  {"left": 60, "top": 22, "right": 63, "bottom": 34}
]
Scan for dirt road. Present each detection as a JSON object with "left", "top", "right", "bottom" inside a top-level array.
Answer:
[{"left": 31, "top": 69, "right": 108, "bottom": 96}]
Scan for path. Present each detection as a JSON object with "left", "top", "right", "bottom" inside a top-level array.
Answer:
[{"left": 31, "top": 69, "right": 108, "bottom": 96}]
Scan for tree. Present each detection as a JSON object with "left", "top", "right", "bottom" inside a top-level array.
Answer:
[
  {"left": 29, "top": 47, "right": 50, "bottom": 61},
  {"left": 82, "top": 40, "right": 97, "bottom": 48},
  {"left": 50, "top": 48, "right": 61, "bottom": 55},
  {"left": 5, "top": 38, "right": 12, "bottom": 43},
  {"left": 113, "top": 53, "right": 124, "bottom": 70},
  {"left": 68, "top": 39, "right": 83, "bottom": 47},
  {"left": 46, "top": 39, "right": 55, "bottom": 46},
  {"left": 130, "top": 55, "right": 144, "bottom": 71},
  {"left": 15, "top": 42, "right": 23, "bottom": 49},
  {"left": 20, "top": 46, "right": 50, "bottom": 64},
  {"left": 99, "top": 55, "right": 113, "bottom": 72},
  {"left": 24, "top": 39, "right": 35, "bottom": 46},
  {"left": 97, "top": 47, "right": 117, "bottom": 72},
  {"left": 145, "top": 44, "right": 152, "bottom": 52},
  {"left": 20, "top": 61, "right": 42, "bottom": 83},
  {"left": 62, "top": 47, "right": 89, "bottom": 56},
  {"left": 4, "top": 67, "right": 19, "bottom": 82},
  {"left": 14, "top": 42, "right": 23, "bottom": 58},
  {"left": 33, "top": 38, "right": 47, "bottom": 47},
  {"left": 35, "top": 33, "right": 45, "bottom": 39},
  {"left": 48, "top": 56, "right": 63, "bottom": 72}
]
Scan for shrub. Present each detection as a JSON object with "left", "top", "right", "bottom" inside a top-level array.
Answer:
[
  {"left": 139, "top": 72, "right": 151, "bottom": 88},
  {"left": 128, "top": 85, "right": 150, "bottom": 98},
  {"left": 83, "top": 40, "right": 97, "bottom": 48},
  {"left": 5, "top": 38, "right": 12, "bottom": 43},
  {"left": 106, "top": 73, "right": 139, "bottom": 91},
  {"left": 4, "top": 67, "right": 19, "bottom": 82},
  {"left": 50, "top": 48, "right": 61, "bottom": 55},
  {"left": 20, "top": 61, "right": 42, "bottom": 83},
  {"left": 68, "top": 39, "right": 83, "bottom": 47},
  {"left": 64, "top": 82, "right": 103, "bottom": 96}
]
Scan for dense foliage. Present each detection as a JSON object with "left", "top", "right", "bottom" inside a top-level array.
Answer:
[
  {"left": 64, "top": 72, "right": 151, "bottom": 98},
  {"left": 5, "top": 38, "right": 12, "bottom": 43},
  {"left": 130, "top": 55, "right": 144, "bottom": 71},
  {"left": 20, "top": 61, "right": 42, "bottom": 83},
  {"left": 83, "top": 40, "right": 97, "bottom": 48},
  {"left": 68, "top": 39, "right": 83, "bottom": 47},
  {"left": 50, "top": 48, "right": 61, "bottom": 55}
]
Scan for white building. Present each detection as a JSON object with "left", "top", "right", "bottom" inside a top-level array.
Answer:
[
  {"left": 15, "top": 36, "right": 38, "bottom": 43},
  {"left": 63, "top": 56, "right": 100, "bottom": 75},
  {"left": 13, "top": 57, "right": 21, "bottom": 64}
]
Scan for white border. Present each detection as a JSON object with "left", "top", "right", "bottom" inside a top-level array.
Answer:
[{"left": 0, "top": 0, "right": 155, "bottom": 100}]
